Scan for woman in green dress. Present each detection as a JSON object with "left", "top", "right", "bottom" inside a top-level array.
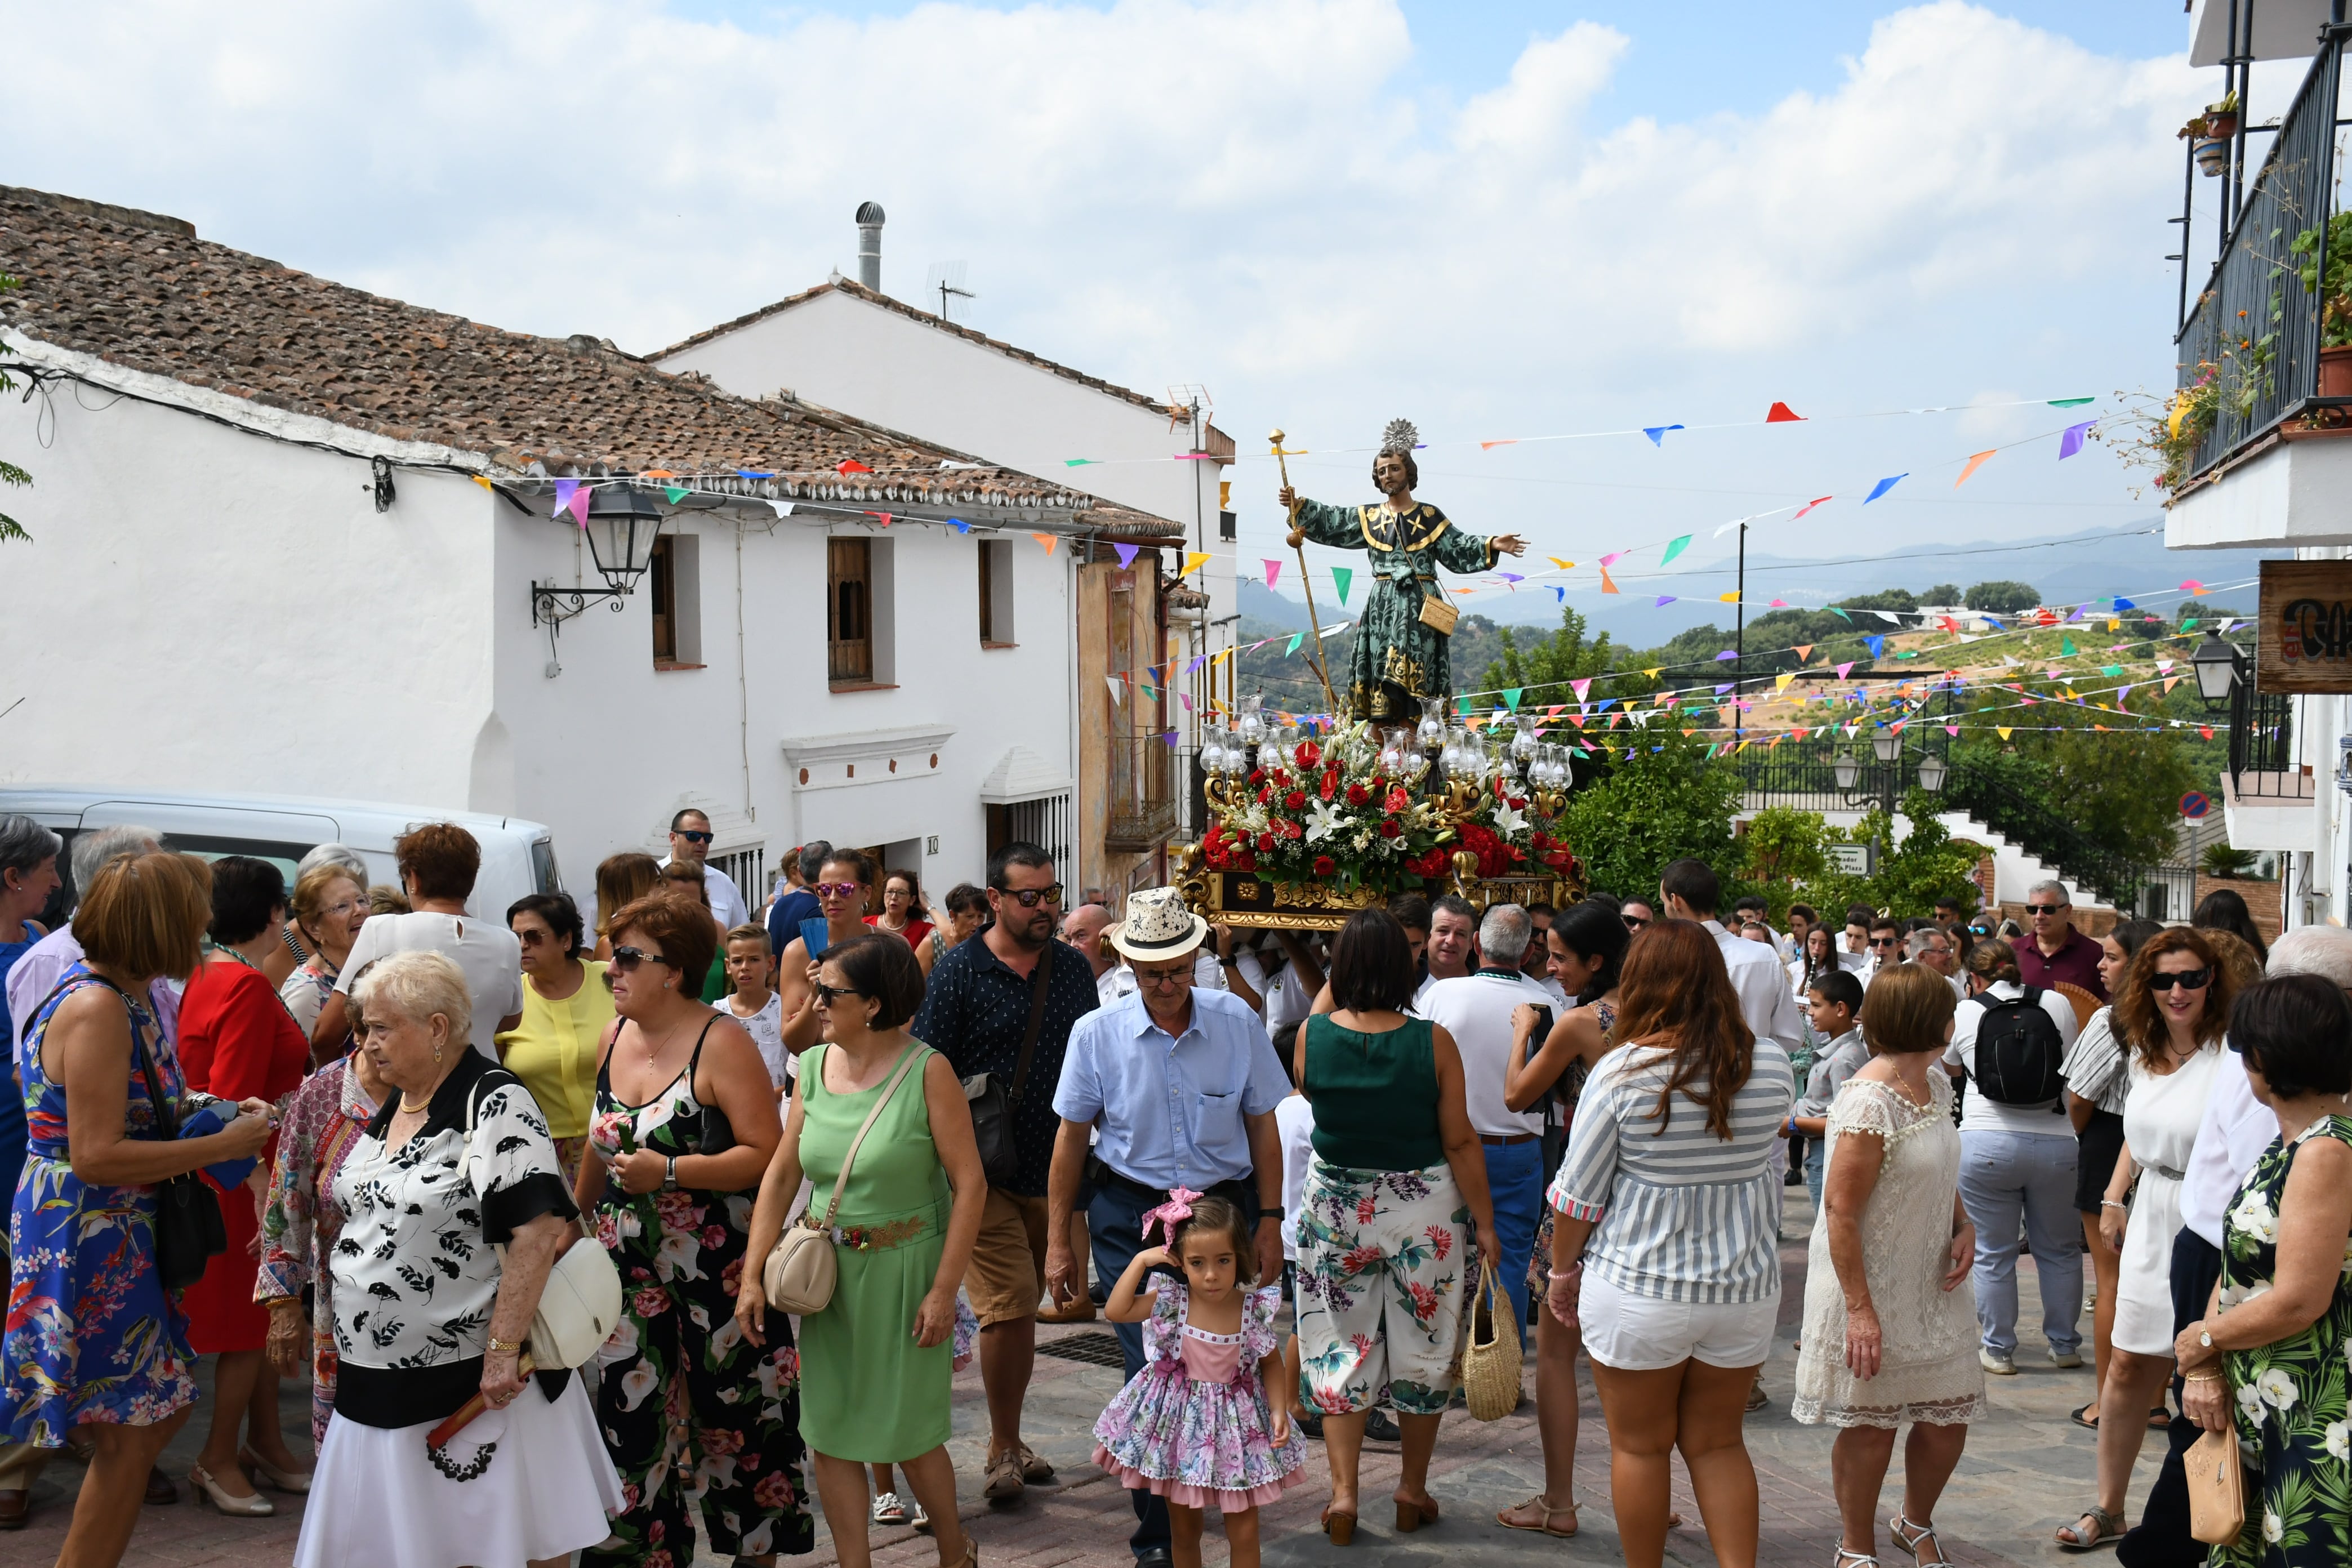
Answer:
[
  {"left": 740, "top": 932, "right": 986, "bottom": 1568},
  {"left": 2173, "top": 973, "right": 2352, "bottom": 1567}
]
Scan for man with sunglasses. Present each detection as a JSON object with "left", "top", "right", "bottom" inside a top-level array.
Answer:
[
  {"left": 663, "top": 808, "right": 750, "bottom": 932},
  {"left": 2014, "top": 879, "right": 2107, "bottom": 1000},
  {"left": 1044, "top": 887, "right": 1288, "bottom": 1568},
  {"left": 908, "top": 843, "right": 1101, "bottom": 1511},
  {"left": 1618, "top": 896, "right": 1657, "bottom": 936}
]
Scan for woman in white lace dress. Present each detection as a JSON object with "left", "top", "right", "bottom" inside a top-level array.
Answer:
[{"left": 1793, "top": 963, "right": 1986, "bottom": 1568}]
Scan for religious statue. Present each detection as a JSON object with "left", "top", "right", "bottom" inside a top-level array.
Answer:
[{"left": 1276, "top": 418, "right": 1527, "bottom": 721}]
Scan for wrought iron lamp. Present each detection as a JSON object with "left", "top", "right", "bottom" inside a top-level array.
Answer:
[
  {"left": 532, "top": 483, "right": 665, "bottom": 630},
  {"left": 1916, "top": 750, "right": 1948, "bottom": 794},
  {"left": 2189, "top": 628, "right": 2244, "bottom": 711}
]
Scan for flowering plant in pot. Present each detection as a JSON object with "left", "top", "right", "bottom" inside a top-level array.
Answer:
[{"left": 2291, "top": 211, "right": 2352, "bottom": 396}]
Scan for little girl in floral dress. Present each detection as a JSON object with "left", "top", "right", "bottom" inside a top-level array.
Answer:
[{"left": 1094, "top": 1192, "right": 1304, "bottom": 1568}]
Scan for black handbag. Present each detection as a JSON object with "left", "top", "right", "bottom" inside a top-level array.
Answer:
[
  {"left": 21, "top": 973, "right": 228, "bottom": 1293},
  {"left": 964, "top": 943, "right": 1054, "bottom": 1188}
]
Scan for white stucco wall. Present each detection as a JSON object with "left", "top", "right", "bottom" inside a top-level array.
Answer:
[
  {"left": 656, "top": 288, "right": 1233, "bottom": 663},
  {"left": 0, "top": 382, "right": 1073, "bottom": 903}
]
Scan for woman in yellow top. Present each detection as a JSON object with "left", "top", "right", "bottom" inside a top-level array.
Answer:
[{"left": 499, "top": 891, "right": 613, "bottom": 1183}]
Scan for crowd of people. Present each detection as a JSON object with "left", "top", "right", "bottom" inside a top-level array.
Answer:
[{"left": 0, "top": 804, "right": 2347, "bottom": 1568}]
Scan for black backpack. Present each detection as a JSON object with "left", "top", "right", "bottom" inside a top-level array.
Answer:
[{"left": 1971, "top": 986, "right": 2068, "bottom": 1110}]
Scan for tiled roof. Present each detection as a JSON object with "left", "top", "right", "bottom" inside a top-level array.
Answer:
[
  {"left": 658, "top": 277, "right": 1233, "bottom": 451},
  {"left": 0, "top": 184, "right": 1181, "bottom": 534}
]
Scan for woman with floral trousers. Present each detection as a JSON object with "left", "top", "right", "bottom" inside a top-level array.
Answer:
[{"left": 582, "top": 1077, "right": 813, "bottom": 1565}]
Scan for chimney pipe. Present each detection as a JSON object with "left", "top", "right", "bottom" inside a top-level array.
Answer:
[{"left": 854, "top": 202, "right": 885, "bottom": 293}]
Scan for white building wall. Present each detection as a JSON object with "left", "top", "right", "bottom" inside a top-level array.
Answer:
[
  {"left": 657, "top": 288, "right": 1232, "bottom": 664},
  {"left": 0, "top": 385, "right": 1073, "bottom": 907}
]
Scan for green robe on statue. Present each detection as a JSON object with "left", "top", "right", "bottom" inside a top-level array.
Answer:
[{"left": 1289, "top": 497, "right": 1504, "bottom": 721}]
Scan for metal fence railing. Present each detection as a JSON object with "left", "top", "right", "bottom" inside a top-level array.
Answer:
[
  {"left": 1106, "top": 737, "right": 1178, "bottom": 852},
  {"left": 2178, "top": 28, "right": 2350, "bottom": 478},
  {"left": 2228, "top": 685, "right": 2305, "bottom": 798}
]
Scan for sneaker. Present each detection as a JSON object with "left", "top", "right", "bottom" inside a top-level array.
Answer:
[
  {"left": 2050, "top": 1347, "right": 2085, "bottom": 1369},
  {"left": 1365, "top": 1409, "right": 1403, "bottom": 1443},
  {"left": 1980, "top": 1348, "right": 2017, "bottom": 1376},
  {"left": 872, "top": 1493, "right": 910, "bottom": 1528}
]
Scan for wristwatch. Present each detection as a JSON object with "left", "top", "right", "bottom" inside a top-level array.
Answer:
[
  {"left": 2200, "top": 1328, "right": 2214, "bottom": 1349},
  {"left": 663, "top": 1156, "right": 679, "bottom": 1192}
]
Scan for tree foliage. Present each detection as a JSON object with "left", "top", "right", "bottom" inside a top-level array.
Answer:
[
  {"left": 1480, "top": 604, "right": 1623, "bottom": 708},
  {"left": 1560, "top": 722, "right": 1742, "bottom": 902},
  {"left": 1963, "top": 580, "right": 2041, "bottom": 614}
]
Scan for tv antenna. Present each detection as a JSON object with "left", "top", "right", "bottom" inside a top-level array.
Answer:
[{"left": 924, "top": 261, "right": 977, "bottom": 322}]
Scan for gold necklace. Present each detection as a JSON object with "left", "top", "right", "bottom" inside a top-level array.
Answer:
[{"left": 397, "top": 1093, "right": 434, "bottom": 1115}]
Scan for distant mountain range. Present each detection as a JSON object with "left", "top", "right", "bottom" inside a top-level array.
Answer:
[{"left": 1238, "top": 520, "right": 2273, "bottom": 647}]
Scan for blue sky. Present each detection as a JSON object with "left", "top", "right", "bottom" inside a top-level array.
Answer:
[{"left": 0, "top": 1, "right": 2246, "bottom": 627}]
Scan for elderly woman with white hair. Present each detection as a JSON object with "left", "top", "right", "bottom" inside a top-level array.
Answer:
[{"left": 291, "top": 950, "right": 622, "bottom": 1568}]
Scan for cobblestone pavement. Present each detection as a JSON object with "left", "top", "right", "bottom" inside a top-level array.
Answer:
[{"left": 0, "top": 1191, "right": 2171, "bottom": 1567}]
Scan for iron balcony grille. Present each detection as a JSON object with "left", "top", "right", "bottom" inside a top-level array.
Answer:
[{"left": 1106, "top": 736, "right": 1178, "bottom": 852}]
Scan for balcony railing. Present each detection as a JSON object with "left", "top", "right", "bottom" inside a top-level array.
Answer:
[
  {"left": 2228, "top": 683, "right": 2308, "bottom": 800},
  {"left": 1105, "top": 736, "right": 1178, "bottom": 852},
  {"left": 2176, "top": 27, "right": 2351, "bottom": 479}
]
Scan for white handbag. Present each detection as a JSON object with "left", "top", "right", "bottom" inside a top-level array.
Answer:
[
  {"left": 761, "top": 1042, "right": 928, "bottom": 1315},
  {"left": 465, "top": 1076, "right": 625, "bottom": 1369}
]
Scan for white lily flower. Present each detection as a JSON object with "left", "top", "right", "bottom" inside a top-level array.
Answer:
[
  {"left": 1304, "top": 798, "right": 1347, "bottom": 843},
  {"left": 1491, "top": 802, "right": 1527, "bottom": 836}
]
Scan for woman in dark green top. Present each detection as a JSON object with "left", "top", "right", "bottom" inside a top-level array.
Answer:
[{"left": 1291, "top": 908, "right": 1498, "bottom": 1546}]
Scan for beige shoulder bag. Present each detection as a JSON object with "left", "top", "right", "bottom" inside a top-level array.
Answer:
[{"left": 761, "top": 1043, "right": 929, "bottom": 1315}]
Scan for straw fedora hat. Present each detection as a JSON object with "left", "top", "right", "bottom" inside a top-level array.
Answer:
[{"left": 1106, "top": 886, "right": 1210, "bottom": 963}]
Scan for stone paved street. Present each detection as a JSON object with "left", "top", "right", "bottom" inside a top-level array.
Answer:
[{"left": 0, "top": 1191, "right": 2171, "bottom": 1568}]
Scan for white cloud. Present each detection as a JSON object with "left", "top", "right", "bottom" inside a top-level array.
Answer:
[{"left": 0, "top": 0, "right": 2206, "bottom": 547}]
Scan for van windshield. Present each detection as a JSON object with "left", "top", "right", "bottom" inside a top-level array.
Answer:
[{"left": 531, "top": 839, "right": 560, "bottom": 896}]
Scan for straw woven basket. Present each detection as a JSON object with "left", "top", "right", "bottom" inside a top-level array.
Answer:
[{"left": 1460, "top": 1260, "right": 1521, "bottom": 1421}]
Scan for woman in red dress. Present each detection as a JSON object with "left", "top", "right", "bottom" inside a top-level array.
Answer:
[
  {"left": 176, "top": 857, "right": 314, "bottom": 1514},
  {"left": 865, "top": 867, "right": 934, "bottom": 950}
]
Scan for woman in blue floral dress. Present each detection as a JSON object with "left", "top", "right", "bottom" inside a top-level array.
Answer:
[
  {"left": 2171, "top": 974, "right": 2352, "bottom": 1568},
  {"left": 1, "top": 852, "right": 274, "bottom": 1568}
]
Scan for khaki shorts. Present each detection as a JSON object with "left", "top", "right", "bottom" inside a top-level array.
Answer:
[{"left": 964, "top": 1188, "right": 1050, "bottom": 1326}]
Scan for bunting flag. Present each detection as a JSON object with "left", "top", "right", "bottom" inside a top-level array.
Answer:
[
  {"left": 1793, "top": 644, "right": 1814, "bottom": 661},
  {"left": 1660, "top": 534, "right": 1692, "bottom": 564},
  {"left": 1766, "top": 402, "right": 1805, "bottom": 422},
  {"left": 473, "top": 474, "right": 494, "bottom": 490},
  {"left": 1571, "top": 679, "right": 1593, "bottom": 702},
  {"left": 1954, "top": 450, "right": 1996, "bottom": 487},
  {"left": 551, "top": 478, "right": 579, "bottom": 519},
  {"left": 1263, "top": 559, "right": 1282, "bottom": 587},
  {"left": 1480, "top": 439, "right": 1519, "bottom": 450},
  {"left": 864, "top": 511, "right": 894, "bottom": 526},
  {"left": 1828, "top": 607, "right": 1852, "bottom": 623},
  {"left": 1064, "top": 457, "right": 1099, "bottom": 467},
  {"left": 1332, "top": 566, "right": 1353, "bottom": 604},
  {"left": 1714, "top": 649, "right": 1737, "bottom": 662},
  {"left": 1998, "top": 727, "right": 2013, "bottom": 740},
  {"left": 736, "top": 469, "right": 776, "bottom": 479},
  {"left": 1718, "top": 591, "right": 1740, "bottom": 604},
  {"left": 1654, "top": 595, "right": 1677, "bottom": 607},
  {"left": 1600, "top": 552, "right": 1623, "bottom": 567},
  {"left": 1864, "top": 635, "right": 1886, "bottom": 658},
  {"left": 1285, "top": 633, "right": 1302, "bottom": 655},
  {"left": 2060, "top": 635, "right": 2077, "bottom": 656},
  {"left": 1113, "top": 542, "right": 1141, "bottom": 569},
  {"left": 1106, "top": 675, "right": 1124, "bottom": 705},
  {"left": 1792, "top": 495, "right": 1834, "bottom": 519},
  {"left": 1033, "top": 533, "right": 1057, "bottom": 554},
  {"left": 664, "top": 485, "right": 689, "bottom": 504},
  {"left": 2181, "top": 579, "right": 2208, "bottom": 595},
  {"left": 1835, "top": 662, "right": 1855, "bottom": 679},
  {"left": 1551, "top": 586, "right": 1566, "bottom": 602},
  {"left": 1184, "top": 654, "right": 1206, "bottom": 674},
  {"left": 1503, "top": 688, "right": 1524, "bottom": 712},
  {"left": 1547, "top": 556, "right": 1575, "bottom": 571},
  {"left": 1863, "top": 474, "right": 1908, "bottom": 504},
  {"left": 948, "top": 517, "right": 972, "bottom": 533},
  {"left": 2050, "top": 396, "right": 2097, "bottom": 407},
  {"left": 565, "top": 485, "right": 593, "bottom": 526},
  {"left": 1498, "top": 572, "right": 1524, "bottom": 586},
  {"left": 836, "top": 458, "right": 873, "bottom": 474},
  {"left": 1643, "top": 424, "right": 1685, "bottom": 446},
  {"left": 1181, "top": 551, "right": 1213, "bottom": 576},
  {"left": 1601, "top": 566, "right": 1620, "bottom": 594},
  {"left": 1775, "top": 672, "right": 1797, "bottom": 692},
  {"left": 2058, "top": 420, "right": 2097, "bottom": 460}
]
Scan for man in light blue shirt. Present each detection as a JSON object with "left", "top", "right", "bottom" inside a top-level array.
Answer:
[{"left": 1043, "top": 887, "right": 1288, "bottom": 1566}]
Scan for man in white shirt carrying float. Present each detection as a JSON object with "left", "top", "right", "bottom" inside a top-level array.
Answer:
[{"left": 1418, "top": 903, "right": 1558, "bottom": 1334}]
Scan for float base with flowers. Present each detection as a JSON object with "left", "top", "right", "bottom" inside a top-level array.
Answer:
[{"left": 1175, "top": 711, "right": 1583, "bottom": 932}]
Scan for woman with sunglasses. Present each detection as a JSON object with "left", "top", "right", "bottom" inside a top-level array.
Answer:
[
  {"left": 2055, "top": 927, "right": 2237, "bottom": 1551},
  {"left": 739, "top": 933, "right": 986, "bottom": 1568},
  {"left": 779, "top": 850, "right": 879, "bottom": 1053},
  {"left": 576, "top": 893, "right": 811, "bottom": 1566}
]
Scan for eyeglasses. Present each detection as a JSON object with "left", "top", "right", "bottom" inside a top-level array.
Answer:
[
  {"left": 674, "top": 829, "right": 714, "bottom": 845},
  {"left": 2027, "top": 903, "right": 2066, "bottom": 916},
  {"left": 609, "top": 945, "right": 670, "bottom": 973},
  {"left": 814, "top": 881, "right": 864, "bottom": 898},
  {"left": 1623, "top": 914, "right": 1650, "bottom": 930},
  {"left": 814, "top": 983, "right": 865, "bottom": 1006},
  {"left": 1868, "top": 937, "right": 1898, "bottom": 948},
  {"left": 2146, "top": 968, "right": 2212, "bottom": 994},
  {"left": 995, "top": 884, "right": 1066, "bottom": 908},
  {"left": 1133, "top": 966, "right": 1191, "bottom": 991}
]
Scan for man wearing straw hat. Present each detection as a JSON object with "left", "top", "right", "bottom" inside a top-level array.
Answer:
[{"left": 1044, "top": 888, "right": 1291, "bottom": 1567}]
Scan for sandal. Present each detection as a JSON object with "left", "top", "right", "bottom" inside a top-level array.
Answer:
[
  {"left": 2070, "top": 1404, "right": 2099, "bottom": 1429},
  {"left": 1321, "top": 1506, "right": 1357, "bottom": 1547},
  {"left": 1889, "top": 1513, "right": 1954, "bottom": 1568},
  {"left": 1498, "top": 1494, "right": 1579, "bottom": 1538},
  {"left": 1394, "top": 1494, "right": 1440, "bottom": 1532},
  {"left": 1835, "top": 1549, "right": 1878, "bottom": 1568},
  {"left": 2056, "top": 1505, "right": 2123, "bottom": 1551}
]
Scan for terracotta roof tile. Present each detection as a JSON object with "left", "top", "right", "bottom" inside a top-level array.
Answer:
[{"left": 0, "top": 184, "right": 1181, "bottom": 534}]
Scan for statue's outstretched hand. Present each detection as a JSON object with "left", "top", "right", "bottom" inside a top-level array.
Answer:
[
  {"left": 1493, "top": 533, "right": 1529, "bottom": 556},
  {"left": 1277, "top": 485, "right": 1298, "bottom": 510}
]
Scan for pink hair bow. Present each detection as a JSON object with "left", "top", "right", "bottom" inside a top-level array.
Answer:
[{"left": 1141, "top": 1186, "right": 1204, "bottom": 1246}]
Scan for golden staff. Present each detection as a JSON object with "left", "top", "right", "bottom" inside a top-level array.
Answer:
[{"left": 1271, "top": 428, "right": 1341, "bottom": 720}]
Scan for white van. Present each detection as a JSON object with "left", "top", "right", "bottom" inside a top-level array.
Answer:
[{"left": 0, "top": 787, "right": 562, "bottom": 923}]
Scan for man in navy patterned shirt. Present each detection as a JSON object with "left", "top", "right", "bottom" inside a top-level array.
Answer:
[{"left": 909, "top": 843, "right": 1099, "bottom": 1508}]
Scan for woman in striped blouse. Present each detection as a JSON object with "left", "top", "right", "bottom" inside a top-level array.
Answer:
[{"left": 1545, "top": 920, "right": 1796, "bottom": 1568}]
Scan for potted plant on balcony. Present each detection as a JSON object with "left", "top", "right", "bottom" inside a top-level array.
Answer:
[
  {"left": 2179, "top": 99, "right": 2234, "bottom": 177},
  {"left": 2202, "top": 90, "right": 2240, "bottom": 140},
  {"left": 2291, "top": 210, "right": 2352, "bottom": 397}
]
